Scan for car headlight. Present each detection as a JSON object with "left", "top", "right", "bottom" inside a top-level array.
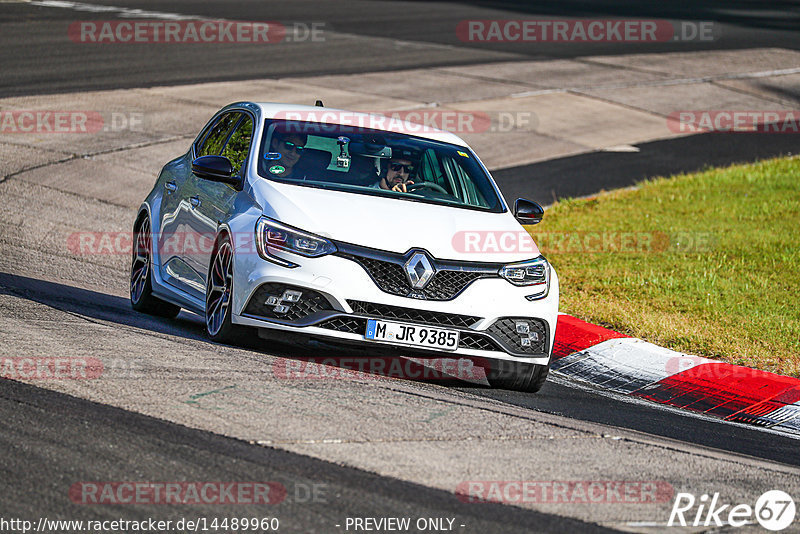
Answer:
[
  {"left": 256, "top": 217, "right": 336, "bottom": 266},
  {"left": 498, "top": 256, "right": 550, "bottom": 298}
]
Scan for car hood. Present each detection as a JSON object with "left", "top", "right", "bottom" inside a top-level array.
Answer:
[{"left": 253, "top": 180, "right": 540, "bottom": 262}]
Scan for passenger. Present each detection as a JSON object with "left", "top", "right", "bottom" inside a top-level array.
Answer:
[
  {"left": 372, "top": 154, "right": 415, "bottom": 193},
  {"left": 267, "top": 132, "right": 308, "bottom": 179}
]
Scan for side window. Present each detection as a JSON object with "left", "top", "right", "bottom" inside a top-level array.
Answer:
[
  {"left": 197, "top": 112, "right": 240, "bottom": 157},
  {"left": 221, "top": 115, "right": 254, "bottom": 174},
  {"left": 450, "top": 156, "right": 486, "bottom": 206},
  {"left": 418, "top": 149, "right": 439, "bottom": 183},
  {"left": 441, "top": 157, "right": 463, "bottom": 198},
  {"left": 440, "top": 154, "right": 488, "bottom": 207},
  {"left": 421, "top": 149, "right": 457, "bottom": 195}
]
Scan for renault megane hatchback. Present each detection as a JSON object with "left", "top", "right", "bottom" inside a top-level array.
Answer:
[{"left": 130, "top": 102, "right": 559, "bottom": 392}]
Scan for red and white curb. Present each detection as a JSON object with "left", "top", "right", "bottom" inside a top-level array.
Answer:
[{"left": 551, "top": 314, "right": 800, "bottom": 436}]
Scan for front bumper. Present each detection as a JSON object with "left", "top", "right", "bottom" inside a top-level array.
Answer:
[{"left": 231, "top": 247, "right": 559, "bottom": 366}]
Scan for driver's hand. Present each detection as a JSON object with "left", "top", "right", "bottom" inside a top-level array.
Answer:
[{"left": 391, "top": 180, "right": 414, "bottom": 193}]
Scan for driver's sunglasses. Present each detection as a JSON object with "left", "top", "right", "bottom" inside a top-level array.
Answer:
[
  {"left": 389, "top": 163, "right": 414, "bottom": 173},
  {"left": 283, "top": 141, "right": 305, "bottom": 152}
]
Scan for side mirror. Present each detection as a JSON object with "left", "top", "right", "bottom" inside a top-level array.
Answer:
[
  {"left": 192, "top": 155, "right": 240, "bottom": 187},
  {"left": 514, "top": 198, "right": 544, "bottom": 225}
]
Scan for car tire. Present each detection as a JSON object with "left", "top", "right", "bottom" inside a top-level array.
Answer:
[
  {"left": 130, "top": 216, "right": 181, "bottom": 318},
  {"left": 486, "top": 360, "right": 549, "bottom": 393},
  {"left": 205, "top": 233, "right": 248, "bottom": 343}
]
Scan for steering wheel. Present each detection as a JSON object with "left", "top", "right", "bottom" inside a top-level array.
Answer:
[{"left": 407, "top": 182, "right": 448, "bottom": 194}]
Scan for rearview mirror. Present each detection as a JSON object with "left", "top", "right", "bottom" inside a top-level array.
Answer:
[
  {"left": 192, "top": 155, "right": 240, "bottom": 188},
  {"left": 514, "top": 198, "right": 544, "bottom": 225}
]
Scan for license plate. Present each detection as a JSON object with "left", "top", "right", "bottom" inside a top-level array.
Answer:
[{"left": 365, "top": 319, "right": 459, "bottom": 351}]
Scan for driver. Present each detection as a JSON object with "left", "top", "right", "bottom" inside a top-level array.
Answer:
[
  {"left": 372, "top": 153, "right": 415, "bottom": 192},
  {"left": 267, "top": 132, "right": 307, "bottom": 179}
]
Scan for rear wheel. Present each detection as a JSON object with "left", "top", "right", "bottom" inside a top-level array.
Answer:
[
  {"left": 130, "top": 216, "right": 181, "bottom": 318},
  {"left": 486, "top": 360, "right": 550, "bottom": 393},
  {"left": 205, "top": 234, "right": 247, "bottom": 343}
]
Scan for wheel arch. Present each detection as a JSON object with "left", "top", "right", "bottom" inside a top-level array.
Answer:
[
  {"left": 211, "top": 223, "right": 233, "bottom": 255},
  {"left": 133, "top": 204, "right": 151, "bottom": 232}
]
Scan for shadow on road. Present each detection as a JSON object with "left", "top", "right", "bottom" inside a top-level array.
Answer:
[
  {"left": 0, "top": 380, "right": 611, "bottom": 533},
  {"left": 493, "top": 132, "right": 800, "bottom": 206},
  {"left": 3, "top": 271, "right": 800, "bottom": 465},
  {"left": 457, "top": 379, "right": 800, "bottom": 466},
  {"left": 0, "top": 272, "right": 487, "bottom": 388}
]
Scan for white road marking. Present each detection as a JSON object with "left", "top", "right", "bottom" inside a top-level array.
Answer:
[
  {"left": 553, "top": 337, "right": 713, "bottom": 394},
  {"left": 602, "top": 144, "right": 641, "bottom": 152},
  {"left": 27, "top": 0, "right": 201, "bottom": 20},
  {"left": 549, "top": 373, "right": 800, "bottom": 440}
]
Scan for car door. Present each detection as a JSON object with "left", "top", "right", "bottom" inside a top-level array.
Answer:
[
  {"left": 187, "top": 112, "right": 254, "bottom": 291},
  {"left": 159, "top": 111, "right": 240, "bottom": 298}
]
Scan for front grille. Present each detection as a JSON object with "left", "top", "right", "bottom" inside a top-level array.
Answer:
[
  {"left": 487, "top": 318, "right": 547, "bottom": 355},
  {"left": 425, "top": 270, "right": 487, "bottom": 301},
  {"left": 350, "top": 255, "right": 409, "bottom": 296},
  {"left": 337, "top": 246, "right": 498, "bottom": 301},
  {"left": 317, "top": 316, "right": 367, "bottom": 334},
  {"left": 243, "top": 283, "right": 333, "bottom": 322},
  {"left": 347, "top": 300, "right": 481, "bottom": 329},
  {"left": 459, "top": 332, "right": 502, "bottom": 351}
]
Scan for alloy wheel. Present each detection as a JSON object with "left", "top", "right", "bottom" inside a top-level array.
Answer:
[
  {"left": 206, "top": 240, "right": 233, "bottom": 336},
  {"left": 130, "top": 218, "right": 151, "bottom": 304}
]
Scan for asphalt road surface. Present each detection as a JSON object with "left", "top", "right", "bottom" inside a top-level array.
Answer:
[
  {"left": 0, "top": 377, "right": 608, "bottom": 533},
  {"left": 2, "top": 1, "right": 800, "bottom": 532},
  {"left": 493, "top": 132, "right": 800, "bottom": 204},
  {"left": 2, "top": 269, "right": 799, "bottom": 532},
  {"left": 0, "top": 0, "right": 798, "bottom": 96}
]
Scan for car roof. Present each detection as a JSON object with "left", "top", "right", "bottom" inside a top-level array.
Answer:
[{"left": 246, "top": 102, "right": 471, "bottom": 147}]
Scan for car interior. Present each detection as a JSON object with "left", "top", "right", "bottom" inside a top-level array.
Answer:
[{"left": 259, "top": 121, "right": 498, "bottom": 211}]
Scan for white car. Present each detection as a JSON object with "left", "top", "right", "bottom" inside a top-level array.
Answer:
[{"left": 130, "top": 102, "right": 559, "bottom": 392}]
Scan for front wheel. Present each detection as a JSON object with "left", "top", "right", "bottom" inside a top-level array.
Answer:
[
  {"left": 205, "top": 234, "right": 247, "bottom": 343},
  {"left": 486, "top": 360, "right": 550, "bottom": 393},
  {"left": 130, "top": 216, "right": 181, "bottom": 318}
]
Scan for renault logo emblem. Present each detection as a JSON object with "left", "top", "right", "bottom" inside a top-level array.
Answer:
[{"left": 404, "top": 251, "right": 435, "bottom": 289}]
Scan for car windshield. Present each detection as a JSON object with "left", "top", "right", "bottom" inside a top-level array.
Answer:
[{"left": 257, "top": 119, "right": 504, "bottom": 212}]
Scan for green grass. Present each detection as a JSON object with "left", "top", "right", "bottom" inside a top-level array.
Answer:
[{"left": 531, "top": 155, "right": 800, "bottom": 376}]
